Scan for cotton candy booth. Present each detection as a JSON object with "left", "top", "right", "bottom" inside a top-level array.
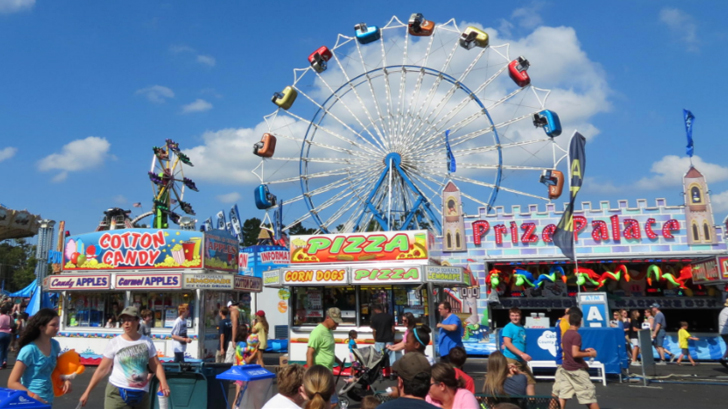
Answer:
[
  {"left": 264, "top": 230, "right": 471, "bottom": 364},
  {"left": 44, "top": 228, "right": 262, "bottom": 364}
]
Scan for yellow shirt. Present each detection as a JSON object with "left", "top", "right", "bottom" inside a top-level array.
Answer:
[
  {"left": 253, "top": 322, "right": 268, "bottom": 350},
  {"left": 678, "top": 328, "right": 691, "bottom": 349}
]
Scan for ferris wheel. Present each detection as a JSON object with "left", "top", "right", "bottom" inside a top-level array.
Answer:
[{"left": 252, "top": 15, "right": 568, "bottom": 234}]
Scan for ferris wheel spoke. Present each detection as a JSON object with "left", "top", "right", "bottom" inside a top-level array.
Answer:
[
  {"left": 378, "top": 29, "right": 397, "bottom": 138},
  {"left": 329, "top": 52, "right": 389, "bottom": 147},
  {"left": 449, "top": 110, "right": 543, "bottom": 149},
  {"left": 458, "top": 163, "right": 552, "bottom": 171},
  {"left": 439, "top": 138, "right": 550, "bottom": 160},
  {"left": 314, "top": 72, "right": 386, "bottom": 151},
  {"left": 280, "top": 110, "right": 382, "bottom": 157},
  {"left": 292, "top": 86, "right": 385, "bottom": 156},
  {"left": 355, "top": 41, "right": 391, "bottom": 143},
  {"left": 439, "top": 172, "right": 549, "bottom": 201}
]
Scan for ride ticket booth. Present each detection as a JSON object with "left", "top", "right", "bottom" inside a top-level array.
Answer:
[
  {"left": 264, "top": 230, "right": 469, "bottom": 364},
  {"left": 45, "top": 228, "right": 262, "bottom": 363}
]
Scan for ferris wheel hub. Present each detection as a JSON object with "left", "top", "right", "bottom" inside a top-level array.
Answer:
[{"left": 383, "top": 152, "right": 402, "bottom": 167}]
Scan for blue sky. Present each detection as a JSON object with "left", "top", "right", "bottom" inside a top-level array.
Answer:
[{"left": 2, "top": 1, "right": 728, "bottom": 237}]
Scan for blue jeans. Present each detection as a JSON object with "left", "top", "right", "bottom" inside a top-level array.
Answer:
[
  {"left": 374, "top": 341, "right": 395, "bottom": 367},
  {"left": 0, "top": 332, "right": 10, "bottom": 364},
  {"left": 174, "top": 352, "right": 185, "bottom": 363}
]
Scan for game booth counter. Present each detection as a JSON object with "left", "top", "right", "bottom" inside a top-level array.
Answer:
[
  {"left": 439, "top": 191, "right": 728, "bottom": 360},
  {"left": 264, "top": 230, "right": 472, "bottom": 366},
  {"left": 44, "top": 228, "right": 263, "bottom": 365}
]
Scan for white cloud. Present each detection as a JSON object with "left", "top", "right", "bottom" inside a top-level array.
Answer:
[
  {"left": 181, "top": 99, "right": 212, "bottom": 113},
  {"left": 0, "top": 0, "right": 34, "bottom": 14},
  {"left": 635, "top": 155, "right": 728, "bottom": 189},
  {"left": 38, "top": 137, "right": 111, "bottom": 181},
  {"left": 169, "top": 44, "right": 195, "bottom": 54},
  {"left": 196, "top": 55, "right": 216, "bottom": 67},
  {"left": 113, "top": 195, "right": 127, "bottom": 205},
  {"left": 511, "top": 2, "right": 545, "bottom": 29},
  {"left": 0, "top": 147, "right": 17, "bottom": 162},
  {"left": 712, "top": 190, "right": 728, "bottom": 213},
  {"left": 659, "top": 8, "right": 699, "bottom": 52},
  {"left": 135, "top": 85, "right": 174, "bottom": 103},
  {"left": 217, "top": 192, "right": 241, "bottom": 203}
]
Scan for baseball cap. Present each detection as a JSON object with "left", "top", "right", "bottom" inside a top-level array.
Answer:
[
  {"left": 227, "top": 301, "right": 239, "bottom": 308},
  {"left": 119, "top": 306, "right": 140, "bottom": 319},
  {"left": 650, "top": 303, "right": 660, "bottom": 309},
  {"left": 326, "top": 307, "right": 343, "bottom": 324},
  {"left": 255, "top": 310, "right": 266, "bottom": 317},
  {"left": 392, "top": 352, "right": 431, "bottom": 381}
]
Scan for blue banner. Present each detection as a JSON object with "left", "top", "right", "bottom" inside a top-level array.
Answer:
[
  {"left": 684, "top": 109, "right": 694, "bottom": 157},
  {"left": 553, "top": 132, "right": 586, "bottom": 260},
  {"left": 216, "top": 210, "right": 226, "bottom": 230},
  {"left": 445, "top": 130, "right": 456, "bottom": 173},
  {"left": 202, "top": 217, "right": 213, "bottom": 232}
]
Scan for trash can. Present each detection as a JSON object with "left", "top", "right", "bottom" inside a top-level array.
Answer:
[
  {"left": 0, "top": 387, "right": 51, "bottom": 408},
  {"left": 216, "top": 364, "right": 275, "bottom": 409},
  {"left": 150, "top": 362, "right": 232, "bottom": 409}
]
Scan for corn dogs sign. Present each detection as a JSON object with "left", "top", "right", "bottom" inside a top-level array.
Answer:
[{"left": 289, "top": 230, "right": 432, "bottom": 265}]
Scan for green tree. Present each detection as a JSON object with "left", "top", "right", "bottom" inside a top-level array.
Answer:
[
  {"left": 288, "top": 223, "right": 316, "bottom": 236},
  {"left": 241, "top": 217, "right": 261, "bottom": 247},
  {"left": 0, "top": 239, "right": 38, "bottom": 293}
]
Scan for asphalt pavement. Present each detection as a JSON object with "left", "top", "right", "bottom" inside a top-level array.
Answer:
[{"left": 0, "top": 351, "right": 727, "bottom": 408}]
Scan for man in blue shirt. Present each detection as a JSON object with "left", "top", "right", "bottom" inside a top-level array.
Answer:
[
  {"left": 501, "top": 307, "right": 535, "bottom": 395},
  {"left": 436, "top": 302, "right": 463, "bottom": 363}
]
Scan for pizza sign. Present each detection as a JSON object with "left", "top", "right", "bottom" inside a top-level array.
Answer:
[{"left": 289, "top": 230, "right": 431, "bottom": 265}]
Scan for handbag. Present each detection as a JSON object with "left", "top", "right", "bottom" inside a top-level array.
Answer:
[{"left": 117, "top": 387, "right": 146, "bottom": 406}]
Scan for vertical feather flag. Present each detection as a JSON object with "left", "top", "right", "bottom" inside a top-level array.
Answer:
[
  {"left": 552, "top": 131, "right": 586, "bottom": 261},
  {"left": 684, "top": 109, "right": 695, "bottom": 157}
]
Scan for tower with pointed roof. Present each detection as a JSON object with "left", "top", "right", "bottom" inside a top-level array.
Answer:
[
  {"left": 683, "top": 166, "right": 717, "bottom": 244},
  {"left": 442, "top": 181, "right": 466, "bottom": 251}
]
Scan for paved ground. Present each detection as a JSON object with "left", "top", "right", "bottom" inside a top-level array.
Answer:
[{"left": 0, "top": 351, "right": 727, "bottom": 408}]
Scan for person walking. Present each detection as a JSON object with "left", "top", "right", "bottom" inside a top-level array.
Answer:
[
  {"left": 436, "top": 302, "right": 463, "bottom": 363},
  {"left": 676, "top": 321, "right": 699, "bottom": 366},
  {"left": 217, "top": 307, "right": 233, "bottom": 363},
  {"left": 719, "top": 299, "right": 728, "bottom": 361},
  {"left": 370, "top": 304, "right": 396, "bottom": 367},
  {"left": 387, "top": 312, "right": 416, "bottom": 361},
  {"left": 0, "top": 305, "right": 15, "bottom": 368},
  {"left": 7, "top": 308, "right": 67, "bottom": 405},
  {"left": 307, "top": 307, "right": 344, "bottom": 371},
  {"left": 551, "top": 308, "right": 600, "bottom": 409},
  {"left": 79, "top": 306, "right": 171, "bottom": 408},
  {"left": 650, "top": 304, "right": 673, "bottom": 364},
  {"left": 252, "top": 310, "right": 269, "bottom": 366},
  {"left": 501, "top": 307, "right": 535, "bottom": 396},
  {"left": 628, "top": 310, "right": 642, "bottom": 366},
  {"left": 170, "top": 303, "right": 191, "bottom": 363}
]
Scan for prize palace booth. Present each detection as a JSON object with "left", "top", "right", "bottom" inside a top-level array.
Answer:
[
  {"left": 263, "top": 230, "right": 471, "bottom": 363},
  {"left": 438, "top": 167, "right": 728, "bottom": 360},
  {"left": 43, "top": 228, "right": 262, "bottom": 364}
]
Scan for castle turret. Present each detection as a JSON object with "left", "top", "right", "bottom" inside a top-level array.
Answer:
[
  {"left": 683, "top": 166, "right": 717, "bottom": 244},
  {"left": 442, "top": 181, "right": 466, "bottom": 251}
]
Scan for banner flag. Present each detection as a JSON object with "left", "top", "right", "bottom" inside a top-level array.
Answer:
[
  {"left": 202, "top": 218, "right": 213, "bottom": 232},
  {"left": 230, "top": 205, "right": 243, "bottom": 242},
  {"left": 445, "top": 130, "right": 456, "bottom": 173},
  {"left": 684, "top": 109, "right": 695, "bottom": 157},
  {"left": 274, "top": 202, "right": 283, "bottom": 241},
  {"left": 552, "top": 131, "right": 587, "bottom": 261},
  {"left": 216, "top": 211, "right": 226, "bottom": 230}
]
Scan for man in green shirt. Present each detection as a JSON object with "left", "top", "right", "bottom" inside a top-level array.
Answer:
[{"left": 307, "top": 307, "right": 344, "bottom": 370}]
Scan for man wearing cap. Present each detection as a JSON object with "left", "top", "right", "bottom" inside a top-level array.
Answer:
[
  {"left": 307, "top": 307, "right": 344, "bottom": 371},
  {"left": 718, "top": 299, "right": 728, "bottom": 361},
  {"left": 377, "top": 352, "right": 438, "bottom": 409},
  {"left": 650, "top": 303, "right": 673, "bottom": 364}
]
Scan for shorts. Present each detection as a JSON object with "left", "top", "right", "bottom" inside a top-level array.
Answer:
[
  {"left": 551, "top": 367, "right": 597, "bottom": 405},
  {"left": 506, "top": 357, "right": 536, "bottom": 385},
  {"left": 630, "top": 338, "right": 639, "bottom": 347},
  {"left": 104, "top": 382, "right": 150, "bottom": 409},
  {"left": 653, "top": 329, "right": 666, "bottom": 348},
  {"left": 681, "top": 348, "right": 690, "bottom": 356}
]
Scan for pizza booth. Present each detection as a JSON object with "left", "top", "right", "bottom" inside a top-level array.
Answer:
[
  {"left": 263, "top": 230, "right": 470, "bottom": 364},
  {"left": 44, "top": 228, "right": 262, "bottom": 364}
]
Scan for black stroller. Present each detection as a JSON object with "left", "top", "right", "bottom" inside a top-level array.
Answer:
[{"left": 338, "top": 346, "right": 390, "bottom": 405}]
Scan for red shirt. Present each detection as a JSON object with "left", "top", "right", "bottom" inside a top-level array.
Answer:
[
  {"left": 454, "top": 367, "right": 475, "bottom": 393},
  {"left": 562, "top": 329, "right": 588, "bottom": 371}
]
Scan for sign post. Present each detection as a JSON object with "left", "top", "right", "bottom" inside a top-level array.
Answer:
[{"left": 577, "top": 292, "right": 609, "bottom": 328}]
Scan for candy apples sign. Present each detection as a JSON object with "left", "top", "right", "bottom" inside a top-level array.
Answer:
[{"left": 289, "top": 230, "right": 432, "bottom": 265}]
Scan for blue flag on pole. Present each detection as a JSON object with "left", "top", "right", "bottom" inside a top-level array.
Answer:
[
  {"left": 445, "top": 130, "right": 456, "bottom": 173},
  {"left": 684, "top": 109, "right": 694, "bottom": 157}
]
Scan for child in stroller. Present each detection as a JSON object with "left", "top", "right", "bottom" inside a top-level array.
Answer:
[{"left": 339, "top": 346, "right": 390, "bottom": 403}]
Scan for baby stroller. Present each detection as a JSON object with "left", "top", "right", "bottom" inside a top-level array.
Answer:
[{"left": 338, "top": 346, "right": 390, "bottom": 405}]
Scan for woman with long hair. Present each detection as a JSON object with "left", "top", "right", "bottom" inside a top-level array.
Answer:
[
  {"left": 482, "top": 351, "right": 527, "bottom": 397},
  {"left": 629, "top": 310, "right": 642, "bottom": 366},
  {"left": 387, "top": 312, "right": 416, "bottom": 354},
  {"left": 0, "top": 305, "right": 14, "bottom": 368},
  {"left": 426, "top": 363, "right": 479, "bottom": 409},
  {"left": 252, "top": 310, "right": 269, "bottom": 366},
  {"left": 79, "top": 306, "right": 170, "bottom": 408},
  {"left": 302, "top": 365, "right": 334, "bottom": 409},
  {"left": 7, "top": 308, "right": 66, "bottom": 405}
]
